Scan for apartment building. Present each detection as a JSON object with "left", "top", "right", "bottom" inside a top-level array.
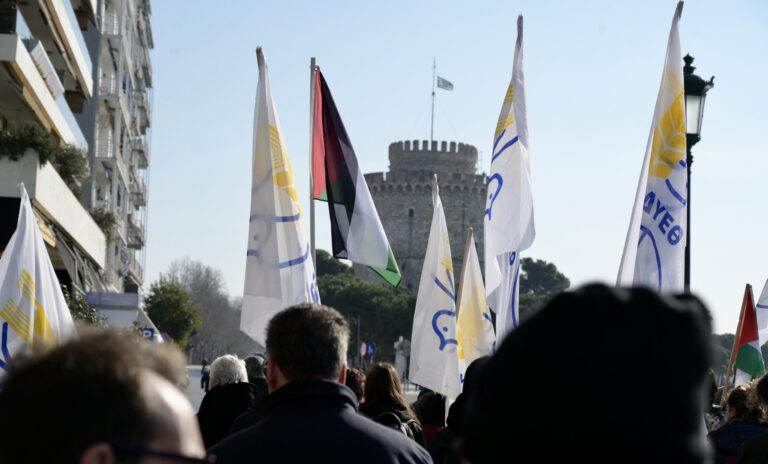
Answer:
[{"left": 0, "top": 0, "right": 108, "bottom": 294}]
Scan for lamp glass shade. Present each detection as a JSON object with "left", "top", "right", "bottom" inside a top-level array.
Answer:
[{"left": 685, "top": 94, "right": 703, "bottom": 136}]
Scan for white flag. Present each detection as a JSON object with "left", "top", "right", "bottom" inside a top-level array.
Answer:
[
  {"left": 0, "top": 184, "right": 76, "bottom": 375},
  {"left": 456, "top": 229, "right": 494, "bottom": 379},
  {"left": 484, "top": 15, "right": 534, "bottom": 345},
  {"left": 618, "top": 2, "right": 687, "bottom": 292},
  {"left": 241, "top": 48, "right": 320, "bottom": 345},
  {"left": 409, "top": 176, "right": 461, "bottom": 399},
  {"left": 756, "top": 279, "right": 768, "bottom": 346}
]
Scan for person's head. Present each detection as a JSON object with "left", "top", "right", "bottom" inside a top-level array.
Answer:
[
  {"left": 345, "top": 367, "right": 366, "bottom": 403},
  {"left": 365, "top": 363, "right": 416, "bottom": 419},
  {"left": 0, "top": 329, "right": 206, "bottom": 464},
  {"left": 725, "top": 386, "right": 751, "bottom": 422},
  {"left": 265, "top": 303, "right": 350, "bottom": 392},
  {"left": 756, "top": 373, "right": 768, "bottom": 406},
  {"left": 461, "top": 284, "right": 713, "bottom": 463},
  {"left": 418, "top": 391, "right": 446, "bottom": 427},
  {"left": 243, "top": 355, "right": 266, "bottom": 383},
  {"left": 209, "top": 354, "right": 247, "bottom": 389}
]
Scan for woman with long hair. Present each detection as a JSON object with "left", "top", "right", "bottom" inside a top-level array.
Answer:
[{"left": 360, "top": 362, "right": 425, "bottom": 447}]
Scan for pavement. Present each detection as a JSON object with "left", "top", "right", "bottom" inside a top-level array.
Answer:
[{"left": 186, "top": 365, "right": 206, "bottom": 411}]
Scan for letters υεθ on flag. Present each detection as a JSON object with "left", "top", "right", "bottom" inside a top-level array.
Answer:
[
  {"left": 409, "top": 176, "right": 461, "bottom": 399},
  {"left": 0, "top": 184, "right": 76, "bottom": 376},
  {"left": 241, "top": 48, "right": 320, "bottom": 346},
  {"left": 617, "top": 2, "right": 687, "bottom": 293},
  {"left": 484, "top": 15, "right": 534, "bottom": 346},
  {"left": 456, "top": 229, "right": 495, "bottom": 376},
  {"left": 436, "top": 76, "right": 453, "bottom": 91}
]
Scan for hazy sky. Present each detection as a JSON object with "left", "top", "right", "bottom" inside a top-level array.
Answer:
[{"left": 146, "top": 1, "right": 767, "bottom": 334}]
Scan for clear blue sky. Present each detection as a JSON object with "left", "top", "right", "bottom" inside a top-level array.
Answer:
[{"left": 146, "top": 0, "right": 767, "bottom": 334}]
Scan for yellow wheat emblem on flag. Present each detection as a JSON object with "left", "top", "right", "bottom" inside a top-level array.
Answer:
[
  {"left": 648, "top": 90, "right": 686, "bottom": 179},
  {"left": 494, "top": 83, "right": 515, "bottom": 137},
  {"left": 268, "top": 125, "right": 302, "bottom": 217},
  {"left": 0, "top": 270, "right": 57, "bottom": 347}
]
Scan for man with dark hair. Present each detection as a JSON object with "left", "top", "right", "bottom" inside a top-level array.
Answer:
[
  {"left": 737, "top": 373, "right": 768, "bottom": 463},
  {"left": 210, "top": 303, "right": 431, "bottom": 463},
  {"left": 0, "top": 329, "right": 207, "bottom": 464},
  {"left": 460, "top": 284, "right": 713, "bottom": 463}
]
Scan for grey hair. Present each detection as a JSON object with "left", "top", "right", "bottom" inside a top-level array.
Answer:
[{"left": 210, "top": 355, "right": 247, "bottom": 386}]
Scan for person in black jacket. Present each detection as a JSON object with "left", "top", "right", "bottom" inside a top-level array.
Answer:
[
  {"left": 209, "top": 303, "right": 432, "bottom": 464},
  {"left": 360, "top": 362, "right": 426, "bottom": 447},
  {"left": 197, "top": 354, "right": 258, "bottom": 449}
]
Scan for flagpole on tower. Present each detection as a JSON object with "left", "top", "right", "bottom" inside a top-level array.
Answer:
[
  {"left": 430, "top": 58, "right": 436, "bottom": 144},
  {"left": 309, "top": 56, "right": 317, "bottom": 264}
]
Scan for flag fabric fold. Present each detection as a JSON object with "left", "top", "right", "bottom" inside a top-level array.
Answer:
[
  {"left": 484, "top": 15, "right": 535, "bottom": 345},
  {"left": 0, "top": 184, "right": 75, "bottom": 375},
  {"left": 456, "top": 229, "right": 495, "bottom": 378},
  {"left": 617, "top": 2, "right": 687, "bottom": 292},
  {"left": 241, "top": 48, "right": 320, "bottom": 345},
  {"left": 311, "top": 69, "right": 401, "bottom": 287},
  {"left": 732, "top": 284, "right": 765, "bottom": 386},
  {"left": 756, "top": 279, "right": 768, "bottom": 347},
  {"left": 409, "top": 176, "right": 461, "bottom": 399}
]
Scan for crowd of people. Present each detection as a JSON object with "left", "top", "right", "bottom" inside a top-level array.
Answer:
[{"left": 0, "top": 283, "right": 760, "bottom": 463}]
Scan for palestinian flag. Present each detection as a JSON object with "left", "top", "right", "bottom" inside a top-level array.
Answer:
[
  {"left": 732, "top": 284, "right": 765, "bottom": 386},
  {"left": 311, "top": 69, "right": 401, "bottom": 287}
]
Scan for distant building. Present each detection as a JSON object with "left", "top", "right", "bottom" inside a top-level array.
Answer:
[{"left": 358, "top": 140, "right": 487, "bottom": 293}]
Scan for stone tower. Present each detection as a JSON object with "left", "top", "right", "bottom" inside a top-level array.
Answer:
[{"left": 358, "top": 140, "right": 487, "bottom": 293}]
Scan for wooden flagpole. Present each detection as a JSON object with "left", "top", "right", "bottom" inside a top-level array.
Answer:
[{"left": 309, "top": 57, "right": 316, "bottom": 264}]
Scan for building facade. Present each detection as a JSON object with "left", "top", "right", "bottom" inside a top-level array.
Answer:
[
  {"left": 358, "top": 139, "right": 487, "bottom": 293},
  {"left": 79, "top": 0, "right": 152, "bottom": 293},
  {"left": 0, "top": 0, "right": 108, "bottom": 294}
]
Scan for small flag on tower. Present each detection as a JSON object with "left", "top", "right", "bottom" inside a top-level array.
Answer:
[{"left": 436, "top": 76, "right": 453, "bottom": 91}]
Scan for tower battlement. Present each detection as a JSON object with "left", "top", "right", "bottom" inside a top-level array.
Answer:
[{"left": 388, "top": 140, "right": 478, "bottom": 177}]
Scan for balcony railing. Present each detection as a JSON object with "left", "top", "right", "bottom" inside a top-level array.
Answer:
[
  {"left": 127, "top": 214, "right": 144, "bottom": 249},
  {"left": 100, "top": 10, "right": 119, "bottom": 35}
]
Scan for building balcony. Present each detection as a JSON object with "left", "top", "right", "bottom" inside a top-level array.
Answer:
[
  {"left": 130, "top": 176, "right": 146, "bottom": 207},
  {"left": 126, "top": 214, "right": 144, "bottom": 249},
  {"left": 0, "top": 33, "right": 82, "bottom": 145},
  {"left": 132, "top": 136, "right": 148, "bottom": 169},
  {"left": 126, "top": 252, "right": 143, "bottom": 286},
  {"left": 0, "top": 149, "right": 106, "bottom": 268}
]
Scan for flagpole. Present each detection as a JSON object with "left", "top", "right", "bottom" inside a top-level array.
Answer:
[
  {"left": 309, "top": 57, "right": 317, "bottom": 264},
  {"left": 455, "top": 227, "right": 474, "bottom": 315},
  {"left": 430, "top": 58, "right": 436, "bottom": 144},
  {"left": 724, "top": 284, "right": 751, "bottom": 391}
]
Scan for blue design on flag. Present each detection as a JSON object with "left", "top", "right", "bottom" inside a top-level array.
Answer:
[
  {"left": 637, "top": 225, "right": 663, "bottom": 290},
  {"left": 434, "top": 269, "right": 456, "bottom": 302},
  {"left": 0, "top": 323, "right": 11, "bottom": 371},
  {"left": 278, "top": 244, "right": 311, "bottom": 269},
  {"left": 432, "top": 309, "right": 458, "bottom": 350},
  {"left": 484, "top": 174, "right": 503, "bottom": 221}
]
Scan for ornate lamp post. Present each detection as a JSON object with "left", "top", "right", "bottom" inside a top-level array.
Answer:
[{"left": 683, "top": 54, "right": 714, "bottom": 293}]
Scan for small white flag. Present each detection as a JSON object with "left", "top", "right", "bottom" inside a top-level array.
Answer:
[
  {"left": 409, "top": 176, "right": 461, "bottom": 399},
  {"left": 436, "top": 76, "right": 454, "bottom": 91},
  {"left": 456, "top": 229, "right": 495, "bottom": 379},
  {"left": 240, "top": 48, "right": 320, "bottom": 345},
  {"left": 617, "top": 2, "right": 687, "bottom": 292},
  {"left": 0, "top": 184, "right": 76, "bottom": 376},
  {"left": 484, "top": 15, "right": 534, "bottom": 345}
]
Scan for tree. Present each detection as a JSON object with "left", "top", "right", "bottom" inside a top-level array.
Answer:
[
  {"left": 61, "top": 286, "right": 103, "bottom": 326},
  {"left": 145, "top": 277, "right": 201, "bottom": 349},
  {"left": 518, "top": 258, "right": 570, "bottom": 319},
  {"left": 166, "top": 258, "right": 261, "bottom": 362},
  {"left": 315, "top": 249, "right": 354, "bottom": 277}
]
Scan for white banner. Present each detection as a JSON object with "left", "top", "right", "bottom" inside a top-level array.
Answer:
[
  {"left": 617, "top": 2, "right": 687, "bottom": 292},
  {"left": 409, "top": 176, "right": 461, "bottom": 399},
  {"left": 241, "top": 48, "right": 319, "bottom": 345},
  {"left": 0, "top": 184, "right": 76, "bottom": 376},
  {"left": 484, "top": 15, "right": 534, "bottom": 345}
]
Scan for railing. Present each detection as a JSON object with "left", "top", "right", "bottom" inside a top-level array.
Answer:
[{"left": 100, "top": 10, "right": 119, "bottom": 35}]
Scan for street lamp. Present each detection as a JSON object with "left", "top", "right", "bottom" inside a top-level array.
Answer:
[{"left": 683, "top": 54, "right": 714, "bottom": 293}]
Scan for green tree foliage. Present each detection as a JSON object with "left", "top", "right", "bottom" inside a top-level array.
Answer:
[
  {"left": 89, "top": 207, "right": 118, "bottom": 242},
  {"left": 61, "top": 286, "right": 103, "bottom": 326},
  {"left": 166, "top": 258, "right": 261, "bottom": 361},
  {"left": 519, "top": 257, "right": 571, "bottom": 319},
  {"left": 145, "top": 277, "right": 201, "bottom": 350},
  {"left": 316, "top": 250, "right": 415, "bottom": 361}
]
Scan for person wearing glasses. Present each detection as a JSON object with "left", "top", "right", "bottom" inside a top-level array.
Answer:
[
  {"left": 0, "top": 328, "right": 214, "bottom": 464},
  {"left": 209, "top": 303, "right": 431, "bottom": 463}
]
